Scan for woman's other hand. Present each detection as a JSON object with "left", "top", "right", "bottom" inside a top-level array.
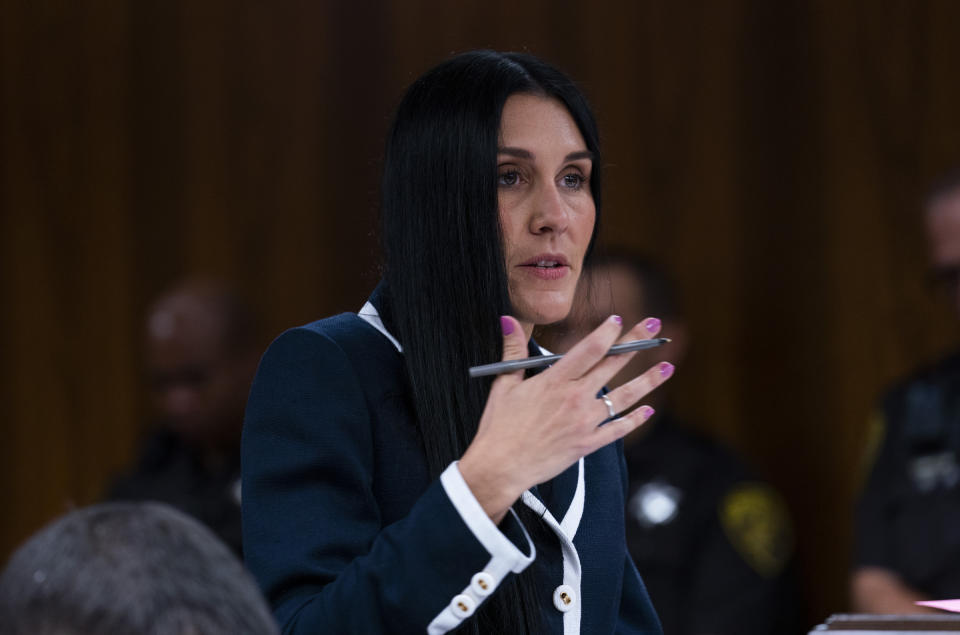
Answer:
[{"left": 458, "top": 314, "right": 673, "bottom": 523}]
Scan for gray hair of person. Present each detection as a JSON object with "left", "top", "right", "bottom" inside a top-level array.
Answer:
[{"left": 0, "top": 502, "right": 278, "bottom": 635}]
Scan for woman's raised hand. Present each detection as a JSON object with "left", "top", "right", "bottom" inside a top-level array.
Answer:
[{"left": 458, "top": 315, "right": 673, "bottom": 523}]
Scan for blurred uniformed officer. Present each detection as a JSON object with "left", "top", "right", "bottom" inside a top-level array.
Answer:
[
  {"left": 106, "top": 278, "right": 262, "bottom": 557},
  {"left": 853, "top": 172, "right": 960, "bottom": 612},
  {"left": 541, "top": 250, "right": 802, "bottom": 635}
]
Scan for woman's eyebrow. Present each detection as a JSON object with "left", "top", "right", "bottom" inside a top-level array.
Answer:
[
  {"left": 497, "top": 147, "right": 532, "bottom": 159},
  {"left": 497, "top": 148, "right": 594, "bottom": 162},
  {"left": 565, "top": 150, "right": 594, "bottom": 162}
]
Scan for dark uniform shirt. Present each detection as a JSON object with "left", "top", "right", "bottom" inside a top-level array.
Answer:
[
  {"left": 624, "top": 413, "right": 801, "bottom": 635},
  {"left": 106, "top": 427, "right": 243, "bottom": 556},
  {"left": 856, "top": 351, "right": 960, "bottom": 598}
]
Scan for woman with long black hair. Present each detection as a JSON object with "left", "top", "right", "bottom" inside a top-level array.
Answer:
[{"left": 242, "top": 50, "right": 673, "bottom": 634}]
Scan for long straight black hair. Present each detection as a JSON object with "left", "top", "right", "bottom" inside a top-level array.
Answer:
[{"left": 380, "top": 50, "right": 603, "bottom": 633}]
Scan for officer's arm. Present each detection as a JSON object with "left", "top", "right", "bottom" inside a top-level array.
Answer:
[
  {"left": 850, "top": 567, "right": 935, "bottom": 614},
  {"left": 850, "top": 409, "right": 934, "bottom": 614}
]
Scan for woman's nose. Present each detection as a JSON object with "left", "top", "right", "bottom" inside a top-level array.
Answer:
[{"left": 529, "top": 184, "right": 569, "bottom": 234}]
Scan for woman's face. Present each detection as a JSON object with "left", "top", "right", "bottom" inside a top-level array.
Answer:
[{"left": 498, "top": 93, "right": 596, "bottom": 333}]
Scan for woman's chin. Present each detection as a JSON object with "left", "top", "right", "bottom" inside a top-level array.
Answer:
[{"left": 515, "top": 303, "right": 573, "bottom": 328}]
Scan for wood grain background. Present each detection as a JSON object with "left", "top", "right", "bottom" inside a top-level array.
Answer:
[{"left": 4, "top": 1, "right": 960, "bottom": 626}]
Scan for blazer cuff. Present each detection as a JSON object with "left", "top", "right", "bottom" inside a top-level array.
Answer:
[
  {"left": 440, "top": 461, "right": 536, "bottom": 572},
  {"left": 428, "top": 462, "right": 536, "bottom": 634}
]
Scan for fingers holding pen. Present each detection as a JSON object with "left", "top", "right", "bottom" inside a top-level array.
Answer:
[
  {"left": 583, "top": 316, "right": 663, "bottom": 391},
  {"left": 550, "top": 314, "right": 625, "bottom": 380},
  {"left": 490, "top": 315, "right": 529, "bottom": 392}
]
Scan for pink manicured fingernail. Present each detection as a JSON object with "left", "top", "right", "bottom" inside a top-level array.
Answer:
[
  {"left": 500, "top": 316, "right": 514, "bottom": 335},
  {"left": 612, "top": 315, "right": 622, "bottom": 325},
  {"left": 659, "top": 362, "right": 674, "bottom": 379},
  {"left": 644, "top": 318, "right": 661, "bottom": 334},
  {"left": 639, "top": 405, "right": 655, "bottom": 420}
]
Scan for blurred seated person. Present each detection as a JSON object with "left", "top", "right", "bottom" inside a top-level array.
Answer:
[
  {"left": 0, "top": 502, "right": 278, "bottom": 634},
  {"left": 852, "top": 171, "right": 960, "bottom": 613},
  {"left": 105, "top": 277, "right": 261, "bottom": 556},
  {"left": 540, "top": 249, "right": 801, "bottom": 635}
]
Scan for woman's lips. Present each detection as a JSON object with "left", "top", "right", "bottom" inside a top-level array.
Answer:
[
  {"left": 520, "top": 254, "right": 569, "bottom": 266},
  {"left": 518, "top": 262, "right": 570, "bottom": 280}
]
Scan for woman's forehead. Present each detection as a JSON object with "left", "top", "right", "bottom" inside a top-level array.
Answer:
[{"left": 498, "top": 94, "right": 588, "bottom": 156}]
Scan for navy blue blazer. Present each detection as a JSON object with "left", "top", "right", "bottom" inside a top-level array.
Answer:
[{"left": 242, "top": 291, "right": 662, "bottom": 634}]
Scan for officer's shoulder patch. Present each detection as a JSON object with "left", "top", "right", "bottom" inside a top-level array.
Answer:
[
  {"left": 859, "top": 409, "right": 886, "bottom": 483},
  {"left": 719, "top": 482, "right": 793, "bottom": 578}
]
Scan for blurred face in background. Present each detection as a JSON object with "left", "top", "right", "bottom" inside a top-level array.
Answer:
[
  {"left": 145, "top": 289, "right": 257, "bottom": 450},
  {"left": 927, "top": 187, "right": 960, "bottom": 317},
  {"left": 497, "top": 93, "right": 596, "bottom": 332}
]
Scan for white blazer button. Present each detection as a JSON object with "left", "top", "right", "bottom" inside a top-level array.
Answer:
[
  {"left": 470, "top": 572, "right": 495, "bottom": 597},
  {"left": 450, "top": 594, "right": 477, "bottom": 618},
  {"left": 553, "top": 585, "right": 576, "bottom": 612}
]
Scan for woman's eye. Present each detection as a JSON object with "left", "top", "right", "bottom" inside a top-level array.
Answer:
[
  {"left": 562, "top": 173, "right": 586, "bottom": 190},
  {"left": 498, "top": 170, "right": 521, "bottom": 186}
]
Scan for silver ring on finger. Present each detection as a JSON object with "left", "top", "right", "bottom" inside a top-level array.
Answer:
[{"left": 600, "top": 393, "right": 617, "bottom": 421}]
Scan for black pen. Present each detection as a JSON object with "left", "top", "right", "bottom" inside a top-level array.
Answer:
[{"left": 468, "top": 338, "right": 671, "bottom": 378}]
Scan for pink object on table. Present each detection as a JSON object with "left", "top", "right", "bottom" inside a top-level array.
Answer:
[{"left": 916, "top": 599, "right": 960, "bottom": 613}]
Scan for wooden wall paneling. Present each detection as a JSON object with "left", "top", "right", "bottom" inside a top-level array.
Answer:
[
  {"left": 730, "top": 2, "right": 834, "bottom": 616},
  {"left": 226, "top": 2, "right": 328, "bottom": 329},
  {"left": 811, "top": 1, "right": 898, "bottom": 614},
  {"left": 0, "top": 0, "right": 134, "bottom": 552},
  {"left": 177, "top": 1, "right": 233, "bottom": 277},
  {"left": 912, "top": 0, "right": 960, "bottom": 180},
  {"left": 128, "top": 2, "right": 189, "bottom": 308},
  {"left": 318, "top": 1, "right": 393, "bottom": 314},
  {"left": 231, "top": 2, "right": 333, "bottom": 335},
  {"left": 68, "top": 0, "right": 136, "bottom": 507},
  {"left": 4, "top": 1, "right": 64, "bottom": 548},
  {"left": 661, "top": 1, "right": 749, "bottom": 450}
]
